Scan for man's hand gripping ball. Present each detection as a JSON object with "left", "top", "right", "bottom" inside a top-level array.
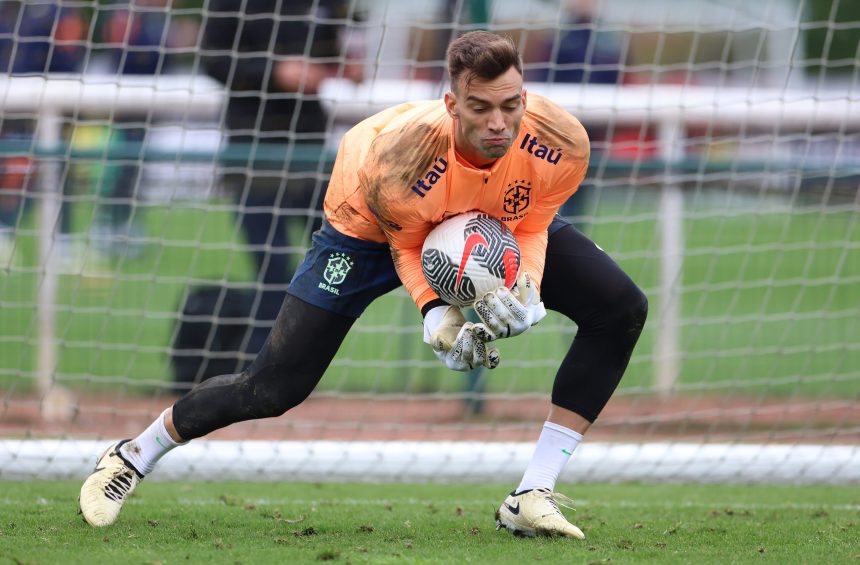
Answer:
[
  {"left": 473, "top": 271, "right": 547, "bottom": 340},
  {"left": 423, "top": 305, "right": 500, "bottom": 371}
]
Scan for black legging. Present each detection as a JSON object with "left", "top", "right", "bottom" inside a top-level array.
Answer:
[
  {"left": 541, "top": 223, "right": 648, "bottom": 422},
  {"left": 172, "top": 223, "right": 647, "bottom": 440},
  {"left": 172, "top": 294, "right": 353, "bottom": 440}
]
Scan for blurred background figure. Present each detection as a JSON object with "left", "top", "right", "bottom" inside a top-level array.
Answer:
[
  {"left": 0, "top": 1, "right": 86, "bottom": 75},
  {"left": 201, "top": 0, "right": 364, "bottom": 356},
  {"left": 86, "top": 0, "right": 177, "bottom": 262},
  {"left": 533, "top": 0, "right": 623, "bottom": 233},
  {"left": 532, "top": 0, "right": 621, "bottom": 85},
  {"left": 0, "top": 1, "right": 87, "bottom": 267}
]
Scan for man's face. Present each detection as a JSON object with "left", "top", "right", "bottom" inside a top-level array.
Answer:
[{"left": 445, "top": 66, "right": 526, "bottom": 167}]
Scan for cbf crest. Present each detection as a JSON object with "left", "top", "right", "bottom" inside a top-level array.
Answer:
[
  {"left": 503, "top": 180, "right": 532, "bottom": 218},
  {"left": 323, "top": 252, "right": 353, "bottom": 285}
]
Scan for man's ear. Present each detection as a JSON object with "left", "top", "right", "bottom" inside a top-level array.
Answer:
[
  {"left": 444, "top": 91, "right": 458, "bottom": 118},
  {"left": 521, "top": 89, "right": 528, "bottom": 112}
]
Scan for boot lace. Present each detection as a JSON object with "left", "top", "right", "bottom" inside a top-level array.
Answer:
[{"left": 104, "top": 470, "right": 136, "bottom": 503}]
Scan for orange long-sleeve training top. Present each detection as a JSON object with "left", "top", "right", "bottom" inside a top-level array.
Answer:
[{"left": 324, "top": 93, "right": 590, "bottom": 312}]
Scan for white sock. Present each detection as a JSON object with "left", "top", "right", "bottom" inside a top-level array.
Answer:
[
  {"left": 119, "top": 409, "right": 185, "bottom": 475},
  {"left": 515, "top": 421, "right": 583, "bottom": 494}
]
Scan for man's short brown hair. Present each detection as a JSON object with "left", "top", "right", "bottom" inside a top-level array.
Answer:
[{"left": 446, "top": 31, "right": 523, "bottom": 91}]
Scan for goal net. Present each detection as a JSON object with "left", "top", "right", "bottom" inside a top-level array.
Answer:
[{"left": 1, "top": 0, "right": 858, "bottom": 484}]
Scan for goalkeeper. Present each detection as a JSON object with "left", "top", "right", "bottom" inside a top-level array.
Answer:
[{"left": 80, "top": 31, "right": 647, "bottom": 539}]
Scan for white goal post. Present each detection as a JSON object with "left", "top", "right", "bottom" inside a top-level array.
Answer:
[{"left": 0, "top": 74, "right": 224, "bottom": 419}]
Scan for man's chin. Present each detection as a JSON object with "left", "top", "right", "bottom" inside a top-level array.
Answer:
[{"left": 483, "top": 145, "right": 510, "bottom": 158}]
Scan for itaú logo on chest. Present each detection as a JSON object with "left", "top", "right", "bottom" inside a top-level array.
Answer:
[
  {"left": 410, "top": 156, "right": 448, "bottom": 197},
  {"left": 520, "top": 133, "right": 562, "bottom": 165}
]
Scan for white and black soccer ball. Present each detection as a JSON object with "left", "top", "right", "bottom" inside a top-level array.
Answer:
[{"left": 421, "top": 211, "right": 520, "bottom": 308}]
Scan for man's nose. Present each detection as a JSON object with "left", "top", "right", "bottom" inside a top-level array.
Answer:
[{"left": 487, "top": 109, "right": 505, "bottom": 131}]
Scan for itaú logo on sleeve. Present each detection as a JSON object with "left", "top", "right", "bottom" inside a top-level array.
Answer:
[
  {"left": 410, "top": 156, "right": 448, "bottom": 197},
  {"left": 519, "top": 133, "right": 562, "bottom": 165}
]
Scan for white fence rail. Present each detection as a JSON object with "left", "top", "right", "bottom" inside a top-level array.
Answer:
[{"left": 4, "top": 440, "right": 859, "bottom": 485}]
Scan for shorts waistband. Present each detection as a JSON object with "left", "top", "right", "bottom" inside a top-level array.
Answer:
[{"left": 318, "top": 218, "right": 391, "bottom": 252}]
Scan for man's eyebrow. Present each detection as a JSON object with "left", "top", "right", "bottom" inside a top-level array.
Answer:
[{"left": 464, "top": 94, "right": 522, "bottom": 105}]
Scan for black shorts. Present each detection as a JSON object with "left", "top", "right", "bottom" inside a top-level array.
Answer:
[{"left": 286, "top": 220, "right": 402, "bottom": 318}]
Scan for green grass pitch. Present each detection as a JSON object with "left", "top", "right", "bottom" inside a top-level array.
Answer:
[{"left": 0, "top": 481, "right": 857, "bottom": 564}]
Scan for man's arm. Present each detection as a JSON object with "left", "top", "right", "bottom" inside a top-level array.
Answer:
[
  {"left": 201, "top": 0, "right": 361, "bottom": 94},
  {"left": 380, "top": 210, "right": 500, "bottom": 371},
  {"left": 357, "top": 122, "right": 449, "bottom": 314},
  {"left": 275, "top": 0, "right": 364, "bottom": 93},
  {"left": 360, "top": 163, "right": 498, "bottom": 371},
  {"left": 361, "top": 171, "right": 439, "bottom": 312}
]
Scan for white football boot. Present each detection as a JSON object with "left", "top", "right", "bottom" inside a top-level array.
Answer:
[
  {"left": 495, "top": 488, "right": 585, "bottom": 539},
  {"left": 79, "top": 440, "right": 143, "bottom": 527}
]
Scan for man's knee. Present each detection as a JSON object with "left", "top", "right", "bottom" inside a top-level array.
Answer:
[
  {"left": 172, "top": 361, "right": 319, "bottom": 440},
  {"left": 246, "top": 363, "right": 317, "bottom": 418},
  {"left": 577, "top": 277, "right": 648, "bottom": 340},
  {"left": 549, "top": 283, "right": 647, "bottom": 420},
  {"left": 184, "top": 363, "right": 310, "bottom": 420},
  {"left": 615, "top": 282, "right": 648, "bottom": 336}
]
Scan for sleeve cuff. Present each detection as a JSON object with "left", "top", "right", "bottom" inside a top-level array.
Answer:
[{"left": 420, "top": 298, "right": 449, "bottom": 317}]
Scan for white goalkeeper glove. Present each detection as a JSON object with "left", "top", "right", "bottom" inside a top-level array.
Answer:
[
  {"left": 473, "top": 271, "right": 548, "bottom": 340},
  {"left": 423, "top": 305, "right": 500, "bottom": 371}
]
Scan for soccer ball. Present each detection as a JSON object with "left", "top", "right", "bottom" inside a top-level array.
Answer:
[{"left": 421, "top": 211, "right": 520, "bottom": 308}]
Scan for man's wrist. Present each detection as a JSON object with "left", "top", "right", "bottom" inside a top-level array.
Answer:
[
  {"left": 421, "top": 298, "right": 449, "bottom": 318},
  {"left": 422, "top": 304, "right": 458, "bottom": 344}
]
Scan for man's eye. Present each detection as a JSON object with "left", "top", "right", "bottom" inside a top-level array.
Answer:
[{"left": 472, "top": 107, "right": 485, "bottom": 113}]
